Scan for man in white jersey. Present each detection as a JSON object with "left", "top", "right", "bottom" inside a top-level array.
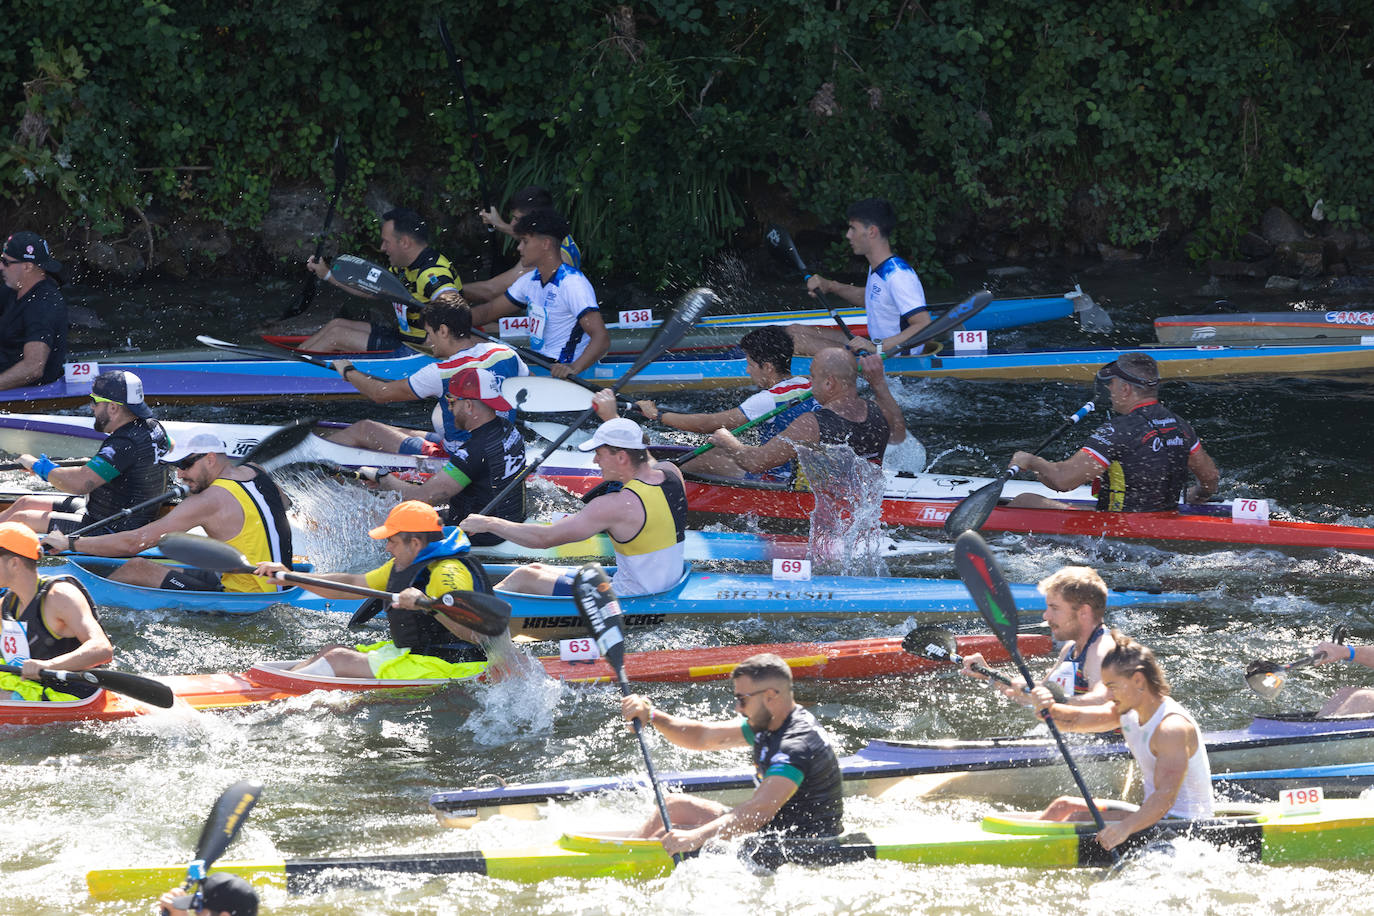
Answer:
[
  {"left": 960, "top": 566, "right": 1112, "bottom": 706},
  {"left": 634, "top": 326, "right": 816, "bottom": 479},
  {"left": 789, "top": 198, "right": 929, "bottom": 357},
  {"left": 1029, "top": 630, "right": 1213, "bottom": 850},
  {"left": 469, "top": 208, "right": 609, "bottom": 379}
]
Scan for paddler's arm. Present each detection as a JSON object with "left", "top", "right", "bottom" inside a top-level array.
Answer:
[
  {"left": 551, "top": 310, "right": 610, "bottom": 379},
  {"left": 331, "top": 359, "right": 418, "bottom": 404},
  {"left": 368, "top": 465, "right": 464, "bottom": 505},
  {"left": 662, "top": 776, "right": 799, "bottom": 855},
  {"left": 40, "top": 488, "right": 236, "bottom": 558},
  {"left": 252, "top": 561, "right": 369, "bottom": 600},
  {"left": 0, "top": 340, "right": 51, "bottom": 389},
  {"left": 620, "top": 694, "right": 749, "bottom": 750},
  {"left": 458, "top": 263, "right": 527, "bottom": 303},
  {"left": 635, "top": 401, "right": 746, "bottom": 433},
  {"left": 1184, "top": 444, "right": 1219, "bottom": 503},
  {"left": 468, "top": 295, "right": 522, "bottom": 329},
  {"left": 16, "top": 453, "right": 105, "bottom": 495},
  {"left": 461, "top": 494, "right": 625, "bottom": 548},
  {"left": 307, "top": 255, "right": 376, "bottom": 299},
  {"left": 1029, "top": 690, "right": 1121, "bottom": 732},
  {"left": 709, "top": 412, "right": 816, "bottom": 474},
  {"left": 805, "top": 274, "right": 865, "bottom": 308},
  {"left": 18, "top": 579, "right": 112, "bottom": 681},
  {"left": 874, "top": 309, "right": 933, "bottom": 356},
  {"left": 1315, "top": 641, "right": 1368, "bottom": 667},
  {"left": 859, "top": 352, "right": 906, "bottom": 443},
  {"left": 1010, "top": 448, "right": 1102, "bottom": 493},
  {"left": 1095, "top": 715, "right": 1199, "bottom": 851},
  {"left": 394, "top": 582, "right": 487, "bottom": 645}
]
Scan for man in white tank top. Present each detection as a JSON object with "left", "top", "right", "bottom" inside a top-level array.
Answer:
[{"left": 1028, "top": 629, "right": 1213, "bottom": 851}]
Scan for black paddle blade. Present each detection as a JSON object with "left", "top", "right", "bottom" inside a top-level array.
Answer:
[
  {"left": 158, "top": 533, "right": 253, "bottom": 574},
  {"left": 901, "top": 626, "right": 959, "bottom": 662},
  {"left": 240, "top": 418, "right": 318, "bottom": 467},
  {"left": 765, "top": 224, "right": 809, "bottom": 274},
  {"left": 954, "top": 531, "right": 1030, "bottom": 677},
  {"left": 427, "top": 590, "right": 512, "bottom": 638},
  {"left": 330, "top": 133, "right": 347, "bottom": 182},
  {"left": 330, "top": 254, "right": 418, "bottom": 305},
  {"left": 570, "top": 563, "right": 627, "bottom": 677},
  {"left": 194, "top": 780, "right": 263, "bottom": 870},
  {"left": 943, "top": 474, "right": 1010, "bottom": 537},
  {"left": 2, "top": 663, "right": 175, "bottom": 708},
  {"left": 347, "top": 599, "right": 385, "bottom": 632},
  {"left": 618, "top": 288, "right": 717, "bottom": 383}
]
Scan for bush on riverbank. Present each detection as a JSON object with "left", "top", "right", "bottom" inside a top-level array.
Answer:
[{"left": 2, "top": 1, "right": 1370, "bottom": 282}]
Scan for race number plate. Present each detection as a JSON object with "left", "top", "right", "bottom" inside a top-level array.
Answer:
[
  {"left": 559, "top": 637, "right": 602, "bottom": 663},
  {"left": 64, "top": 361, "right": 99, "bottom": 383},
  {"left": 1278, "top": 786, "right": 1323, "bottom": 815},
  {"left": 1231, "top": 498, "right": 1270, "bottom": 522},
  {"left": 498, "top": 316, "right": 535, "bottom": 337},
  {"left": 772, "top": 558, "right": 812, "bottom": 581},
  {"left": 952, "top": 330, "right": 988, "bottom": 353},
  {"left": 618, "top": 309, "right": 653, "bottom": 329}
]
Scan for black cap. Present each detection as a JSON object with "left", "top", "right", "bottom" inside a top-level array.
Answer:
[
  {"left": 2, "top": 231, "right": 62, "bottom": 273},
  {"left": 1095, "top": 352, "right": 1159, "bottom": 389},
  {"left": 90, "top": 369, "right": 154, "bottom": 418},
  {"left": 169, "top": 873, "right": 259, "bottom": 916}
]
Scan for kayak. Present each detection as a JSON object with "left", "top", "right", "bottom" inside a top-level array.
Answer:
[
  {"left": 539, "top": 459, "right": 1374, "bottom": 552},
  {"left": 1155, "top": 310, "right": 1374, "bottom": 345},
  {"left": 1215, "top": 761, "right": 1374, "bottom": 799},
  {"left": 84, "top": 798, "right": 1374, "bottom": 894},
  {"left": 0, "top": 635, "right": 1050, "bottom": 728},
  {"left": 428, "top": 712, "right": 1374, "bottom": 827},
  {"left": 0, "top": 660, "right": 483, "bottom": 727},
  {"left": 471, "top": 528, "right": 953, "bottom": 563},
  {"left": 486, "top": 563, "right": 1196, "bottom": 642}
]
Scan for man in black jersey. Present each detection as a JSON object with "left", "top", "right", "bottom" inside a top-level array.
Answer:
[
  {"left": 362, "top": 367, "right": 525, "bottom": 544},
  {"left": 1007, "top": 353, "right": 1219, "bottom": 512},
  {"left": 620, "top": 653, "right": 843, "bottom": 854},
  {"left": 0, "top": 231, "right": 67, "bottom": 388},
  {"left": 707, "top": 348, "right": 905, "bottom": 476},
  {"left": 1, "top": 370, "right": 170, "bottom": 536}
]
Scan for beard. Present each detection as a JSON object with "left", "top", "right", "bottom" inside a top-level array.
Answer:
[{"left": 93, "top": 410, "right": 111, "bottom": 433}]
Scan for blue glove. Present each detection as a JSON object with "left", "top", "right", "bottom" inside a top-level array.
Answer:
[{"left": 31, "top": 455, "right": 58, "bottom": 481}]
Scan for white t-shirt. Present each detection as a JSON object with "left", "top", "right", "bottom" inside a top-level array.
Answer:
[
  {"left": 865, "top": 256, "right": 927, "bottom": 340},
  {"left": 407, "top": 342, "right": 529, "bottom": 453},
  {"left": 504, "top": 264, "right": 600, "bottom": 364}
]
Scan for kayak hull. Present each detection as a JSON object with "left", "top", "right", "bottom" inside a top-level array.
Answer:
[{"left": 1155, "top": 311, "right": 1374, "bottom": 345}]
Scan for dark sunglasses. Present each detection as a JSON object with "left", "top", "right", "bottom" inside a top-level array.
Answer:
[
  {"left": 171, "top": 452, "right": 208, "bottom": 470},
  {"left": 0, "top": 256, "right": 21, "bottom": 267}
]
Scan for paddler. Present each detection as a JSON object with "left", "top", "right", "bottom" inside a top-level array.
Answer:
[
  {"left": 960, "top": 566, "right": 1113, "bottom": 705},
  {"left": 327, "top": 300, "right": 527, "bottom": 458},
  {"left": 1029, "top": 630, "right": 1213, "bottom": 850},
  {"left": 156, "top": 872, "right": 259, "bottom": 916},
  {"left": 1007, "top": 353, "right": 1219, "bottom": 512},
  {"left": 460, "top": 397, "right": 686, "bottom": 597},
  {"left": 0, "top": 369, "right": 171, "bottom": 536},
  {"left": 470, "top": 184, "right": 583, "bottom": 299},
  {"left": 620, "top": 653, "right": 843, "bottom": 854},
  {"left": 707, "top": 348, "right": 906, "bottom": 473},
  {"left": 1311, "top": 638, "right": 1374, "bottom": 716},
  {"left": 468, "top": 208, "right": 610, "bottom": 379},
  {"left": 40, "top": 432, "right": 292, "bottom": 593},
  {"left": 254, "top": 501, "right": 496, "bottom": 677},
  {"left": 0, "top": 522, "right": 112, "bottom": 702},
  {"left": 786, "top": 198, "right": 930, "bottom": 357},
  {"left": 633, "top": 325, "right": 817, "bottom": 479},
  {"left": 360, "top": 368, "right": 525, "bottom": 545},
  {"left": 0, "top": 230, "right": 68, "bottom": 388}
]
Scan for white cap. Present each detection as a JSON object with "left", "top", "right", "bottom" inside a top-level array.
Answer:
[
  {"left": 577, "top": 417, "right": 647, "bottom": 452},
  {"left": 161, "top": 431, "right": 230, "bottom": 464}
]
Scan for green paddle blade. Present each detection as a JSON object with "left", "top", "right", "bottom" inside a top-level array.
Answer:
[
  {"left": 571, "top": 562, "right": 627, "bottom": 677},
  {"left": 953, "top": 530, "right": 1023, "bottom": 663},
  {"left": 192, "top": 780, "right": 262, "bottom": 873}
]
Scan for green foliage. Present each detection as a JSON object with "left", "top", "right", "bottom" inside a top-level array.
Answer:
[{"left": 2, "top": 0, "right": 1371, "bottom": 280}]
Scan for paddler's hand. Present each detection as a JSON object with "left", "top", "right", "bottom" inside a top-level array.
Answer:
[
  {"left": 433, "top": 288, "right": 469, "bottom": 307},
  {"left": 155, "top": 887, "right": 192, "bottom": 916},
  {"left": 19, "top": 658, "right": 44, "bottom": 681},
  {"left": 332, "top": 358, "right": 355, "bottom": 381},
  {"left": 709, "top": 428, "right": 743, "bottom": 453},
  {"left": 958, "top": 652, "right": 988, "bottom": 679},
  {"left": 479, "top": 205, "right": 511, "bottom": 234},
  {"left": 661, "top": 825, "right": 708, "bottom": 856},
  {"left": 393, "top": 587, "right": 426, "bottom": 610},
  {"left": 1029, "top": 685, "right": 1059, "bottom": 716},
  {"left": 40, "top": 531, "right": 70, "bottom": 555},
  {"left": 635, "top": 400, "right": 660, "bottom": 421},
  {"left": 1095, "top": 822, "right": 1130, "bottom": 851},
  {"left": 590, "top": 389, "right": 620, "bottom": 420},
  {"left": 459, "top": 514, "right": 494, "bottom": 536},
  {"left": 306, "top": 254, "right": 330, "bottom": 279},
  {"left": 15, "top": 453, "right": 38, "bottom": 474},
  {"left": 550, "top": 363, "right": 576, "bottom": 380},
  {"left": 1009, "top": 451, "right": 1040, "bottom": 476},
  {"left": 621, "top": 694, "right": 654, "bottom": 729},
  {"left": 846, "top": 336, "right": 879, "bottom": 356},
  {"left": 805, "top": 274, "right": 830, "bottom": 297},
  {"left": 253, "top": 560, "right": 290, "bottom": 581},
  {"left": 1314, "top": 640, "right": 1355, "bottom": 666}
]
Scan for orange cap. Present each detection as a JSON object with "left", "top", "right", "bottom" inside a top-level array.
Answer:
[
  {"left": 0, "top": 521, "right": 40, "bottom": 560},
  {"left": 368, "top": 500, "right": 443, "bottom": 539}
]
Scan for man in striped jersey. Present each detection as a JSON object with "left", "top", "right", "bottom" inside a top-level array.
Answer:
[
  {"left": 633, "top": 326, "right": 817, "bottom": 479},
  {"left": 40, "top": 433, "right": 292, "bottom": 593},
  {"left": 328, "top": 300, "right": 527, "bottom": 457}
]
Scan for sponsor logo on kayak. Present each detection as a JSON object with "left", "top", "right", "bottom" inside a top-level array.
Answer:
[
  {"left": 1326, "top": 310, "right": 1374, "bottom": 326},
  {"left": 1189, "top": 327, "right": 1217, "bottom": 340},
  {"left": 520, "top": 614, "right": 667, "bottom": 629},
  {"left": 918, "top": 505, "right": 953, "bottom": 521},
  {"left": 715, "top": 588, "right": 836, "bottom": 601}
]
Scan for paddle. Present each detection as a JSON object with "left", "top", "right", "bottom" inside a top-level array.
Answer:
[
  {"left": 0, "top": 457, "right": 89, "bottom": 473},
  {"left": 942, "top": 399, "right": 1097, "bottom": 537},
  {"left": 953, "top": 530, "right": 1114, "bottom": 842},
  {"left": 571, "top": 561, "right": 678, "bottom": 863},
  {"left": 765, "top": 224, "right": 854, "bottom": 340},
  {"left": 156, "top": 533, "right": 511, "bottom": 637},
  {"left": 468, "top": 287, "right": 716, "bottom": 520},
  {"left": 1245, "top": 626, "right": 1348, "bottom": 700},
  {"left": 197, "top": 334, "right": 335, "bottom": 371},
  {"left": 469, "top": 328, "right": 644, "bottom": 416},
  {"left": 503, "top": 376, "right": 595, "bottom": 414},
  {"left": 163, "top": 780, "right": 263, "bottom": 915},
  {"left": 0, "top": 660, "right": 174, "bottom": 707},
  {"left": 282, "top": 134, "right": 349, "bottom": 319},
  {"left": 671, "top": 289, "right": 993, "bottom": 466},
  {"left": 901, "top": 625, "right": 1066, "bottom": 702},
  {"left": 437, "top": 17, "right": 494, "bottom": 276}
]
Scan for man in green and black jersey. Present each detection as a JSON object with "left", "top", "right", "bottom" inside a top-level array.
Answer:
[{"left": 620, "top": 653, "right": 843, "bottom": 854}]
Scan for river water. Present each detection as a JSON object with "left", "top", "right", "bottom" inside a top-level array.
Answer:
[{"left": 4, "top": 261, "right": 1374, "bottom": 914}]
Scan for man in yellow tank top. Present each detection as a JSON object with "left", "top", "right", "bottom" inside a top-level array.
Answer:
[
  {"left": 462, "top": 392, "right": 688, "bottom": 597},
  {"left": 41, "top": 432, "right": 292, "bottom": 593}
]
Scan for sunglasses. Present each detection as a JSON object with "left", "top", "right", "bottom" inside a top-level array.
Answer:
[
  {"left": 171, "top": 452, "right": 208, "bottom": 470},
  {"left": 0, "top": 256, "right": 21, "bottom": 267},
  {"left": 733, "top": 687, "right": 772, "bottom": 707}
]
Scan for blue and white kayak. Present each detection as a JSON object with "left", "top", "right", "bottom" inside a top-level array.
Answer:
[
  {"left": 429, "top": 712, "right": 1374, "bottom": 827},
  {"left": 1214, "top": 761, "right": 1374, "bottom": 799}
]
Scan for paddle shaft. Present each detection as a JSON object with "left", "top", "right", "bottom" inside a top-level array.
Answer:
[
  {"left": 0, "top": 661, "right": 174, "bottom": 707},
  {"left": 0, "top": 457, "right": 89, "bottom": 473},
  {"left": 766, "top": 225, "right": 854, "bottom": 340},
  {"left": 61, "top": 484, "right": 188, "bottom": 541},
  {"left": 469, "top": 328, "right": 641, "bottom": 417},
  {"left": 616, "top": 666, "right": 679, "bottom": 859},
  {"left": 197, "top": 335, "right": 335, "bottom": 371},
  {"left": 288, "top": 134, "right": 348, "bottom": 318},
  {"left": 1004, "top": 401, "right": 1098, "bottom": 479}
]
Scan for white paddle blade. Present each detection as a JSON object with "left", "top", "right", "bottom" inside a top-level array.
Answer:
[{"left": 504, "top": 376, "right": 596, "bottom": 413}]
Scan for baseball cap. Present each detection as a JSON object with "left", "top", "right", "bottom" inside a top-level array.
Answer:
[
  {"left": 0, "top": 521, "right": 40, "bottom": 560},
  {"left": 2, "top": 231, "right": 62, "bottom": 273},
  {"left": 168, "top": 873, "right": 259, "bottom": 916},
  {"left": 369, "top": 500, "right": 443, "bottom": 539},
  {"left": 447, "top": 367, "right": 512, "bottom": 411},
  {"left": 90, "top": 369, "right": 154, "bottom": 418},
  {"left": 162, "top": 431, "right": 231, "bottom": 465},
  {"left": 1095, "top": 352, "right": 1159, "bottom": 389},
  {"left": 577, "top": 417, "right": 647, "bottom": 452}
]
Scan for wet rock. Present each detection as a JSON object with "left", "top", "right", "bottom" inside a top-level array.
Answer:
[
  {"left": 1347, "top": 250, "right": 1374, "bottom": 276},
  {"left": 1264, "top": 275, "right": 1301, "bottom": 291},
  {"left": 987, "top": 266, "right": 1030, "bottom": 278},
  {"left": 67, "top": 304, "right": 106, "bottom": 329},
  {"left": 1238, "top": 232, "right": 1274, "bottom": 259},
  {"left": 83, "top": 239, "right": 145, "bottom": 278},
  {"left": 1206, "top": 259, "right": 1269, "bottom": 279},
  {"left": 1260, "top": 207, "right": 1308, "bottom": 245},
  {"left": 260, "top": 189, "right": 353, "bottom": 261},
  {"left": 167, "top": 219, "right": 232, "bottom": 262},
  {"left": 1097, "top": 242, "right": 1143, "bottom": 262},
  {"left": 1274, "top": 239, "right": 1324, "bottom": 279}
]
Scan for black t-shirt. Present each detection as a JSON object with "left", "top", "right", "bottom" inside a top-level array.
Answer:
[
  {"left": 815, "top": 400, "right": 890, "bottom": 464},
  {"left": 82, "top": 418, "right": 172, "bottom": 532},
  {"left": 741, "top": 705, "right": 844, "bottom": 837},
  {"left": 441, "top": 417, "right": 526, "bottom": 540},
  {"left": 1081, "top": 401, "right": 1201, "bottom": 512},
  {"left": 0, "top": 278, "right": 68, "bottom": 384}
]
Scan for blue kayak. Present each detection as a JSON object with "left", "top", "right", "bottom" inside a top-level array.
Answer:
[{"left": 1215, "top": 761, "right": 1374, "bottom": 799}]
